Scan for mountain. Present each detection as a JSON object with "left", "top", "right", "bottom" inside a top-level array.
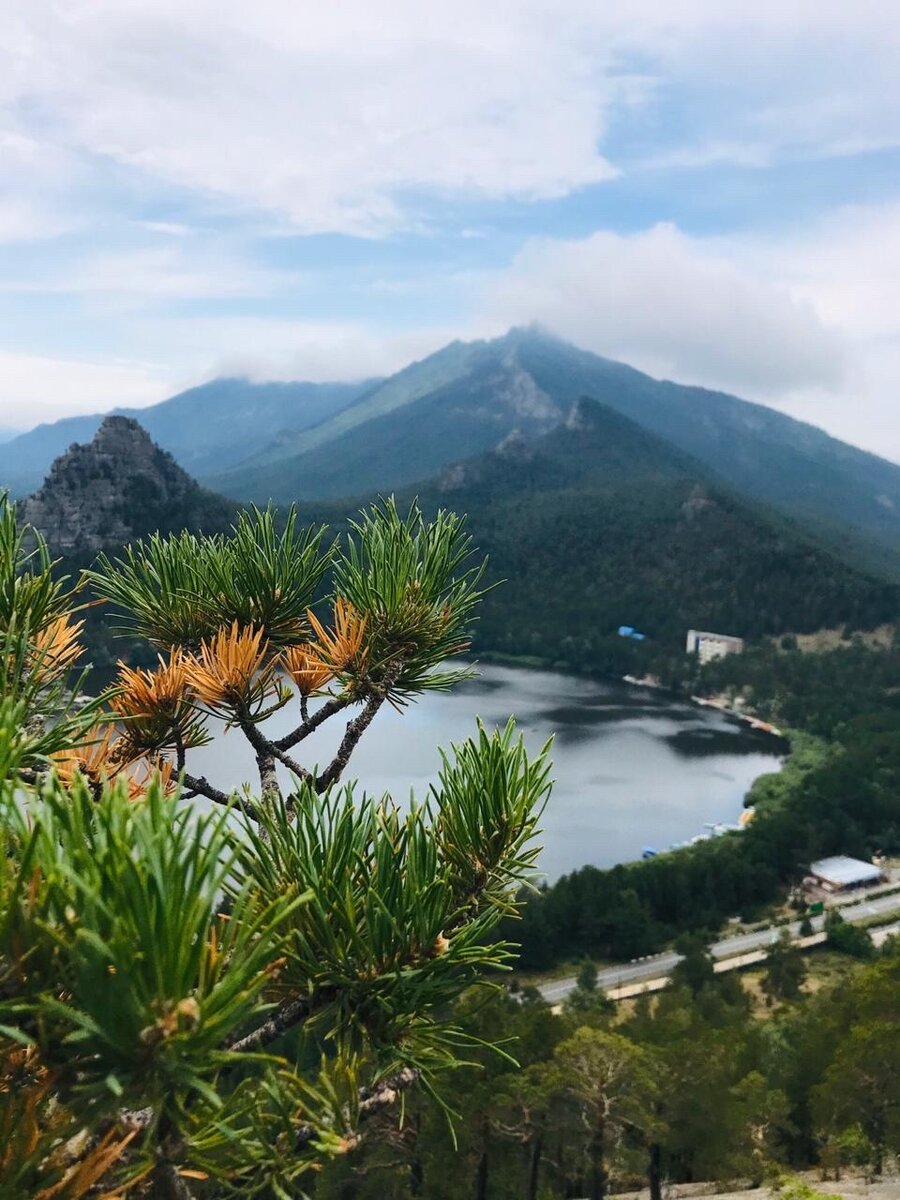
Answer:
[
  {"left": 5, "top": 328, "right": 900, "bottom": 579},
  {"left": 206, "top": 333, "right": 569, "bottom": 502},
  {"left": 18, "top": 405, "right": 899, "bottom": 675},
  {"left": 206, "top": 328, "right": 900, "bottom": 578},
  {"left": 0, "top": 377, "right": 376, "bottom": 497},
  {"left": 20, "top": 415, "right": 235, "bottom": 556},
  {"left": 410, "top": 397, "right": 900, "bottom": 669}
]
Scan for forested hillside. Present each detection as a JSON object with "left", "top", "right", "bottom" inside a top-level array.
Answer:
[
  {"left": 210, "top": 327, "right": 900, "bottom": 578},
  {"left": 207, "top": 334, "right": 567, "bottom": 502},
  {"left": 316, "top": 946, "right": 900, "bottom": 1199},
  {"left": 417, "top": 398, "right": 900, "bottom": 669}
]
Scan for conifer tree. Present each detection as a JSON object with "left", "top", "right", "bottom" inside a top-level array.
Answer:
[{"left": 0, "top": 494, "right": 549, "bottom": 1198}]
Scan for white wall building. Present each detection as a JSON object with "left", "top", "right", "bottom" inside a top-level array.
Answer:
[
  {"left": 686, "top": 629, "right": 745, "bottom": 663},
  {"left": 808, "top": 855, "right": 884, "bottom": 892}
]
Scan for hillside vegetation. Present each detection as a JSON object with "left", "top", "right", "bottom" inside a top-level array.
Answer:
[
  {"left": 215, "top": 327, "right": 900, "bottom": 578},
  {"left": 417, "top": 399, "right": 899, "bottom": 669}
]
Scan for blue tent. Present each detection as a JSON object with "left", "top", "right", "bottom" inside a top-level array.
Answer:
[{"left": 617, "top": 625, "right": 647, "bottom": 641}]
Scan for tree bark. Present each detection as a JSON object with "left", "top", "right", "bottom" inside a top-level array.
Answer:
[
  {"left": 408, "top": 1112, "right": 424, "bottom": 1196},
  {"left": 225, "top": 995, "right": 308, "bottom": 1053},
  {"left": 526, "top": 1131, "right": 543, "bottom": 1200},
  {"left": 276, "top": 694, "right": 351, "bottom": 751},
  {"left": 648, "top": 1141, "right": 663, "bottom": 1200},
  {"left": 255, "top": 748, "right": 282, "bottom": 805},
  {"left": 151, "top": 1158, "right": 194, "bottom": 1199},
  {"left": 182, "top": 771, "right": 259, "bottom": 819},
  {"left": 152, "top": 1116, "right": 193, "bottom": 1200},
  {"left": 590, "top": 1116, "right": 607, "bottom": 1200},
  {"left": 474, "top": 1149, "right": 489, "bottom": 1200},
  {"left": 238, "top": 712, "right": 313, "bottom": 786},
  {"left": 474, "top": 1112, "right": 490, "bottom": 1200}
]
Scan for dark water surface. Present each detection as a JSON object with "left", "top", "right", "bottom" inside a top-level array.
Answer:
[{"left": 185, "top": 664, "right": 784, "bottom": 880}]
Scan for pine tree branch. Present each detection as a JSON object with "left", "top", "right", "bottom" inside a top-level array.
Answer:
[
  {"left": 152, "top": 1116, "right": 193, "bottom": 1200},
  {"left": 181, "top": 772, "right": 260, "bottom": 821},
  {"left": 224, "top": 996, "right": 310, "bottom": 1054},
  {"left": 255, "top": 750, "right": 282, "bottom": 809},
  {"left": 152, "top": 1158, "right": 194, "bottom": 1200},
  {"left": 275, "top": 694, "right": 352, "bottom": 752},
  {"left": 314, "top": 664, "right": 402, "bottom": 792},
  {"left": 357, "top": 1067, "right": 422, "bottom": 1119},
  {"left": 294, "top": 1067, "right": 422, "bottom": 1151},
  {"left": 236, "top": 712, "right": 314, "bottom": 787}
]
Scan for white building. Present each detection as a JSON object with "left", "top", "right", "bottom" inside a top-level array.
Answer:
[
  {"left": 686, "top": 629, "right": 745, "bottom": 663},
  {"left": 808, "top": 855, "right": 884, "bottom": 892}
]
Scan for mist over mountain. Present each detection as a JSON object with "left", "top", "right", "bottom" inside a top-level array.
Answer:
[{"left": 4, "top": 327, "right": 900, "bottom": 579}]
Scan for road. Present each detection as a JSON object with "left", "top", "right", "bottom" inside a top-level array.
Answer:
[{"left": 538, "top": 891, "right": 900, "bottom": 1005}]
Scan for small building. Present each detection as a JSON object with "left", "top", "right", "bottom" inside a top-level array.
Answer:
[
  {"left": 686, "top": 629, "right": 744, "bottom": 663},
  {"left": 808, "top": 855, "right": 884, "bottom": 893}
]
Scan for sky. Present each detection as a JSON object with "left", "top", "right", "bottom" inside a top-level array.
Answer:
[{"left": 1, "top": 1, "right": 899, "bottom": 459}]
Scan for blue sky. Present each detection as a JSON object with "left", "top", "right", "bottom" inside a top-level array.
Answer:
[{"left": 1, "top": 1, "right": 899, "bottom": 458}]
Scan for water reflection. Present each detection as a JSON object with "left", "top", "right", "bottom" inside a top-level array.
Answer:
[{"left": 184, "top": 664, "right": 784, "bottom": 880}]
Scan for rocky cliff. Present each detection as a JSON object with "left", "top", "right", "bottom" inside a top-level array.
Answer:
[{"left": 20, "top": 415, "right": 235, "bottom": 555}]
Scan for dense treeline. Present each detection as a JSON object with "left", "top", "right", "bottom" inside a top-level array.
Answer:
[
  {"left": 699, "top": 636, "right": 900, "bottom": 737},
  {"left": 316, "top": 944, "right": 900, "bottom": 1199},
  {"left": 510, "top": 642, "right": 900, "bottom": 969},
  {"left": 467, "top": 478, "right": 898, "bottom": 660}
]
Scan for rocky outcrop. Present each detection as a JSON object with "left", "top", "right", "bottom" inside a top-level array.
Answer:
[{"left": 20, "top": 416, "right": 234, "bottom": 555}]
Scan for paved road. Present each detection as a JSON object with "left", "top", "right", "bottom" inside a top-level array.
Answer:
[
  {"left": 538, "top": 891, "right": 900, "bottom": 1005},
  {"left": 872, "top": 920, "right": 900, "bottom": 947}
]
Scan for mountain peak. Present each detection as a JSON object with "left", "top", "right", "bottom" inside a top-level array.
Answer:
[
  {"left": 20, "top": 417, "right": 233, "bottom": 555},
  {"left": 497, "top": 322, "right": 567, "bottom": 351},
  {"left": 92, "top": 413, "right": 157, "bottom": 453}
]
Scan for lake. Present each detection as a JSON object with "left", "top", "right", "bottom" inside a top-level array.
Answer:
[{"left": 184, "top": 663, "right": 785, "bottom": 880}]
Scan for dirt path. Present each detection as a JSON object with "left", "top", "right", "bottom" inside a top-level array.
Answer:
[{"left": 617, "top": 1174, "right": 900, "bottom": 1200}]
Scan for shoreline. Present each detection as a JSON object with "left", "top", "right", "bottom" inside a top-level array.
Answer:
[{"left": 474, "top": 649, "right": 788, "bottom": 742}]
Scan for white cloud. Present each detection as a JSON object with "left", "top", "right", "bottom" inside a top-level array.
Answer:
[
  {"left": 0, "top": 244, "right": 308, "bottom": 304},
  {"left": 0, "top": 318, "right": 445, "bottom": 424},
  {"left": 0, "top": 0, "right": 897, "bottom": 462},
  {"left": 0, "top": 131, "right": 81, "bottom": 242},
  {"left": 138, "top": 220, "right": 194, "bottom": 237},
  {"left": 0, "top": 1, "right": 624, "bottom": 236},
  {"left": 0, "top": 352, "right": 171, "bottom": 423},
  {"left": 484, "top": 203, "right": 900, "bottom": 460},
  {"left": 734, "top": 203, "right": 900, "bottom": 340},
  {"left": 484, "top": 223, "right": 846, "bottom": 397},
  {"left": 135, "top": 316, "right": 462, "bottom": 385},
  {"left": 0, "top": 199, "right": 74, "bottom": 243},
  {"left": 3, "top": 1, "right": 896, "bottom": 237}
]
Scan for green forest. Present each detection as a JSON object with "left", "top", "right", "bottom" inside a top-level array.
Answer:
[
  {"left": 425, "top": 398, "right": 900, "bottom": 666},
  {"left": 511, "top": 638, "right": 900, "bottom": 968},
  {"left": 316, "top": 939, "right": 900, "bottom": 1199}
]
